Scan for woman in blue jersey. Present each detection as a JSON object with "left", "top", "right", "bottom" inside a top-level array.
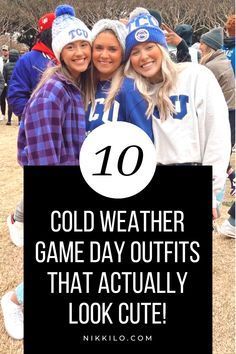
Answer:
[
  {"left": 104, "top": 8, "right": 231, "bottom": 219},
  {"left": 86, "top": 19, "right": 127, "bottom": 133},
  {"left": 87, "top": 14, "right": 154, "bottom": 140}
]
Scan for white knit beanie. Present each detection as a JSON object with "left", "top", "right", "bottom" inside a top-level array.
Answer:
[
  {"left": 52, "top": 4, "right": 92, "bottom": 62},
  {"left": 92, "top": 19, "right": 127, "bottom": 54}
]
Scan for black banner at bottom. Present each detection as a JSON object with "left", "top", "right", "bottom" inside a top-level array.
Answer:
[{"left": 24, "top": 166, "right": 212, "bottom": 353}]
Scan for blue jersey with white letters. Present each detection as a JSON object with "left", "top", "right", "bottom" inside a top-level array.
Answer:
[
  {"left": 86, "top": 80, "right": 125, "bottom": 133},
  {"left": 86, "top": 77, "right": 154, "bottom": 142}
]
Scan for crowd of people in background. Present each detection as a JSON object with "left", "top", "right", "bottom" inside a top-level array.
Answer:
[{"left": 0, "top": 3, "right": 235, "bottom": 342}]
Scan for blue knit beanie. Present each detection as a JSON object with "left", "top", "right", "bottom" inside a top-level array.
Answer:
[{"left": 125, "top": 8, "right": 168, "bottom": 60}]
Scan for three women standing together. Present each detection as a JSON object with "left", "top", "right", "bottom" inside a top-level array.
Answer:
[
  {"left": 18, "top": 5, "right": 230, "bottom": 218},
  {"left": 1, "top": 4, "right": 232, "bottom": 342}
]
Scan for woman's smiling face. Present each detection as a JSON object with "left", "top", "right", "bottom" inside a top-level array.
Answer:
[
  {"left": 61, "top": 40, "right": 91, "bottom": 79},
  {"left": 92, "top": 30, "right": 123, "bottom": 80},
  {"left": 130, "top": 42, "right": 163, "bottom": 83}
]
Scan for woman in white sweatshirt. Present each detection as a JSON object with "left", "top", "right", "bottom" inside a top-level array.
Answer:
[{"left": 105, "top": 8, "right": 231, "bottom": 219}]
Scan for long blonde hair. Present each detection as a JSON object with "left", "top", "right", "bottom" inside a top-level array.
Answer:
[
  {"left": 200, "top": 46, "right": 216, "bottom": 65},
  {"left": 105, "top": 44, "right": 182, "bottom": 121},
  {"left": 103, "top": 65, "right": 124, "bottom": 111},
  {"left": 91, "top": 28, "right": 125, "bottom": 111},
  {"left": 31, "top": 63, "right": 93, "bottom": 109}
]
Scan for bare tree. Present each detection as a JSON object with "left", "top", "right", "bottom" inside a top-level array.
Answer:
[{"left": 0, "top": 0, "right": 234, "bottom": 44}]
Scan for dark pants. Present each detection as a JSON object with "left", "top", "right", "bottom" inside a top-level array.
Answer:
[
  {"left": 227, "top": 109, "right": 235, "bottom": 173},
  {"left": 228, "top": 202, "right": 235, "bottom": 220},
  {"left": 6, "top": 91, "right": 21, "bottom": 124},
  {"left": 1, "top": 86, "right": 6, "bottom": 115},
  {"left": 7, "top": 104, "right": 13, "bottom": 123}
]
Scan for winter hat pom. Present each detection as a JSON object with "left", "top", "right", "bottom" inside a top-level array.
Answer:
[
  {"left": 55, "top": 4, "right": 75, "bottom": 17},
  {"left": 52, "top": 4, "right": 92, "bottom": 62},
  {"left": 129, "top": 7, "right": 150, "bottom": 21}
]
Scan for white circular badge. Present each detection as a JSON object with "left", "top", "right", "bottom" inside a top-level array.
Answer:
[
  {"left": 80, "top": 122, "right": 157, "bottom": 199},
  {"left": 135, "top": 28, "right": 150, "bottom": 42}
]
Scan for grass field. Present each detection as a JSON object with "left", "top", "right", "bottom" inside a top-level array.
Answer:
[{"left": 0, "top": 117, "right": 235, "bottom": 354}]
